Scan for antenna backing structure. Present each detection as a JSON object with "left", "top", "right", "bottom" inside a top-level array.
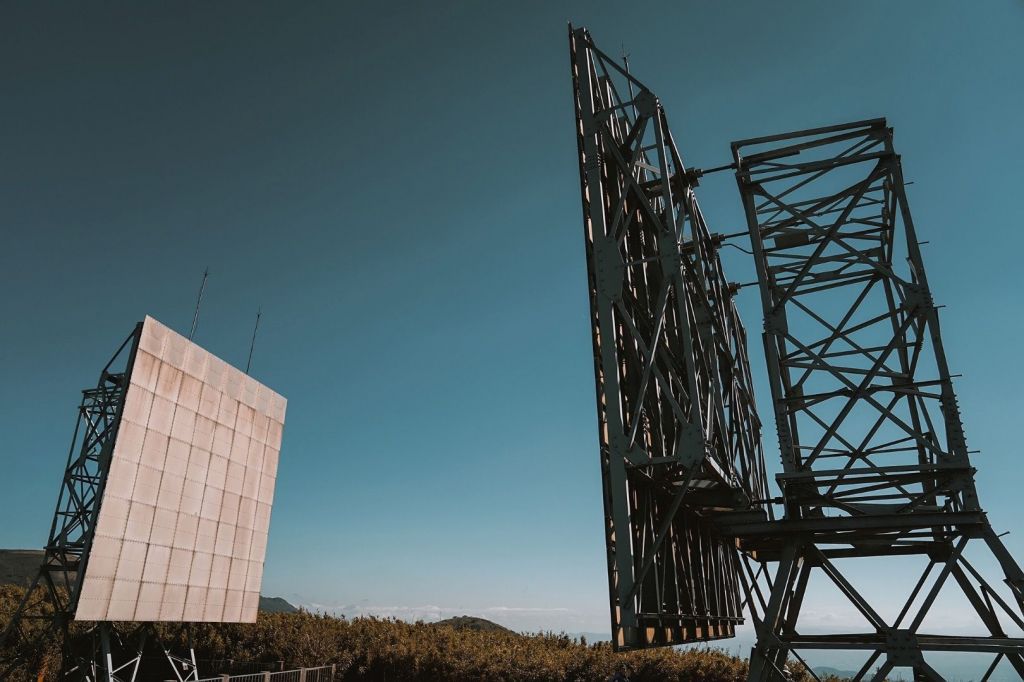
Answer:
[{"left": 570, "top": 25, "right": 769, "bottom": 650}]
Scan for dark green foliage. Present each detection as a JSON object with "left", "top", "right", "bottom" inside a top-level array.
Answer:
[
  {"left": 179, "top": 612, "right": 761, "bottom": 682},
  {"left": 432, "top": 615, "right": 513, "bottom": 633},
  {"left": 0, "top": 585, "right": 64, "bottom": 680},
  {"left": 2, "top": 586, "right": 837, "bottom": 681}
]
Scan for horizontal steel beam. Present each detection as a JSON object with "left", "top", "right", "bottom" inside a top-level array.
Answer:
[{"left": 719, "top": 511, "right": 986, "bottom": 537}]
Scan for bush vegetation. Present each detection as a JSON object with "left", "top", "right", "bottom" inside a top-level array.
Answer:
[{"left": 2, "top": 586, "right": 842, "bottom": 681}]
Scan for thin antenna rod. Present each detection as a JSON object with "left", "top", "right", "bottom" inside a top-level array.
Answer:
[
  {"left": 622, "top": 44, "right": 636, "bottom": 117},
  {"left": 189, "top": 268, "right": 209, "bottom": 341},
  {"left": 245, "top": 306, "right": 262, "bottom": 375},
  {"left": 622, "top": 44, "right": 630, "bottom": 96}
]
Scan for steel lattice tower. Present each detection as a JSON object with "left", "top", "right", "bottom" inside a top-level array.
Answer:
[
  {"left": 571, "top": 25, "right": 1024, "bottom": 681},
  {"left": 727, "top": 120, "right": 1024, "bottom": 680}
]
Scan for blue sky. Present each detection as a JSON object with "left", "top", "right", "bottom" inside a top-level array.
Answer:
[{"left": 2, "top": 1, "right": 1024, "bottom": 669}]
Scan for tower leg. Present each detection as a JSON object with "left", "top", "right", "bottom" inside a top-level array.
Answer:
[
  {"left": 747, "top": 542, "right": 802, "bottom": 682},
  {"left": 744, "top": 531, "right": 1024, "bottom": 681},
  {"left": 187, "top": 625, "right": 199, "bottom": 680},
  {"left": 154, "top": 623, "right": 199, "bottom": 682},
  {"left": 125, "top": 627, "right": 147, "bottom": 682},
  {"left": 99, "top": 624, "right": 114, "bottom": 682}
]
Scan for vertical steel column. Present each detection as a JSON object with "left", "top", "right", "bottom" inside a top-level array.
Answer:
[
  {"left": 570, "top": 24, "right": 642, "bottom": 645},
  {"left": 100, "top": 624, "right": 114, "bottom": 682}
]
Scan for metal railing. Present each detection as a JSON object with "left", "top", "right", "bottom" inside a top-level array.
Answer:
[{"left": 194, "top": 665, "right": 336, "bottom": 682}]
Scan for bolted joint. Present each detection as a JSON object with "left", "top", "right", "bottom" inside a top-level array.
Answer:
[
  {"left": 884, "top": 629, "right": 924, "bottom": 667},
  {"left": 676, "top": 423, "right": 706, "bottom": 469},
  {"left": 764, "top": 311, "right": 788, "bottom": 335},
  {"left": 731, "top": 488, "right": 752, "bottom": 510},
  {"left": 633, "top": 89, "right": 659, "bottom": 118},
  {"left": 593, "top": 237, "right": 624, "bottom": 301},
  {"left": 902, "top": 283, "right": 934, "bottom": 313},
  {"left": 583, "top": 150, "right": 603, "bottom": 172}
]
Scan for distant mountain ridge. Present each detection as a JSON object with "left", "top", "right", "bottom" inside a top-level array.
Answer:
[
  {"left": 258, "top": 596, "right": 297, "bottom": 613},
  {"left": 0, "top": 550, "right": 47, "bottom": 587}
]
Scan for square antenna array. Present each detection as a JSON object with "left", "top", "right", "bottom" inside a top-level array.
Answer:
[{"left": 75, "top": 316, "right": 286, "bottom": 623}]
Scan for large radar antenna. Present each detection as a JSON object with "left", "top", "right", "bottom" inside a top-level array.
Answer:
[
  {"left": 569, "top": 25, "right": 770, "bottom": 650},
  {"left": 1, "top": 317, "right": 286, "bottom": 681},
  {"left": 570, "top": 25, "right": 1024, "bottom": 681}
]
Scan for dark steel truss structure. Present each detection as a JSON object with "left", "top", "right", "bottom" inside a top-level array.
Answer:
[
  {"left": 0, "top": 324, "right": 141, "bottom": 680},
  {"left": 569, "top": 25, "right": 769, "bottom": 650},
  {"left": 568, "top": 26, "right": 1024, "bottom": 679},
  {"left": 72, "top": 623, "right": 199, "bottom": 682},
  {"left": 729, "top": 119, "right": 1024, "bottom": 680}
]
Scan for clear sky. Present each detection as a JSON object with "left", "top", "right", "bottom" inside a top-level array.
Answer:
[{"left": 2, "top": 0, "right": 1024, "bottom": 670}]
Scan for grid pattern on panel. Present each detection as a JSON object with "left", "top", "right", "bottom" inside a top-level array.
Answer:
[{"left": 76, "top": 316, "right": 286, "bottom": 623}]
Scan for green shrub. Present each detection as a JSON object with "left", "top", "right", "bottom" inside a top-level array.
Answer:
[{"left": 2, "top": 586, "right": 825, "bottom": 681}]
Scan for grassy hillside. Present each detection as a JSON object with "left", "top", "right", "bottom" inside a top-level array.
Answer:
[
  {"left": 1, "top": 585, "right": 838, "bottom": 681},
  {"left": 433, "top": 615, "right": 514, "bottom": 633}
]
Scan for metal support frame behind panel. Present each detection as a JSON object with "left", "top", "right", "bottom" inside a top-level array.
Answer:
[
  {"left": 65, "top": 622, "right": 198, "bottom": 682},
  {"left": 732, "top": 119, "right": 1024, "bottom": 681},
  {"left": 0, "top": 324, "right": 141, "bottom": 680},
  {"left": 570, "top": 25, "right": 769, "bottom": 650},
  {"left": 159, "top": 624, "right": 200, "bottom": 682}
]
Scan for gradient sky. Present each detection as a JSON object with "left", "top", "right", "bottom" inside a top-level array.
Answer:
[{"left": 3, "top": 1, "right": 1024, "bottom": 672}]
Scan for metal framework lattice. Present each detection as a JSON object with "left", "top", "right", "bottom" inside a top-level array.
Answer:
[
  {"left": 570, "top": 25, "right": 769, "bottom": 650},
  {"left": 0, "top": 324, "right": 140, "bottom": 680},
  {"left": 729, "top": 119, "right": 1024, "bottom": 681},
  {"left": 569, "top": 26, "right": 1024, "bottom": 680}
]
